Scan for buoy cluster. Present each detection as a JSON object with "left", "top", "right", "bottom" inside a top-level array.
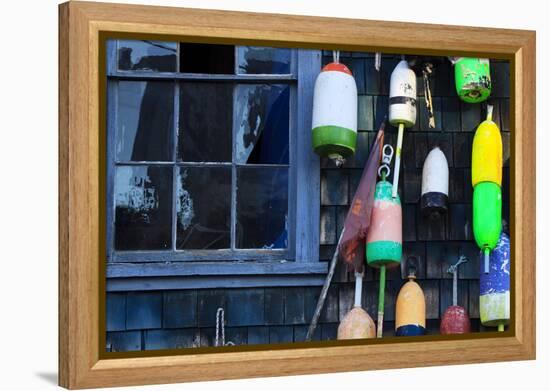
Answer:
[
  {"left": 311, "top": 52, "right": 508, "bottom": 339},
  {"left": 472, "top": 106, "right": 503, "bottom": 277}
]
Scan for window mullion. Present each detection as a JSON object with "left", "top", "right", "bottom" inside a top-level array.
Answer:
[
  {"left": 106, "top": 79, "right": 118, "bottom": 262},
  {"left": 294, "top": 49, "right": 321, "bottom": 263},
  {"left": 172, "top": 39, "right": 180, "bottom": 251},
  {"left": 287, "top": 82, "right": 297, "bottom": 259},
  {"left": 233, "top": 45, "right": 239, "bottom": 75},
  {"left": 176, "top": 41, "right": 181, "bottom": 73},
  {"left": 171, "top": 81, "right": 180, "bottom": 252},
  {"left": 230, "top": 82, "right": 237, "bottom": 251},
  {"left": 230, "top": 46, "right": 238, "bottom": 250},
  {"left": 105, "top": 40, "right": 119, "bottom": 262}
]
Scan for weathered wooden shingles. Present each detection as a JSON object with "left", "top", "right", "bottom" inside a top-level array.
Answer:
[
  {"left": 106, "top": 54, "right": 510, "bottom": 350},
  {"left": 107, "top": 286, "right": 341, "bottom": 350}
]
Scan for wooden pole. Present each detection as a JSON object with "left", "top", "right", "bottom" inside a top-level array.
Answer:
[
  {"left": 376, "top": 265, "right": 386, "bottom": 338},
  {"left": 305, "top": 229, "right": 345, "bottom": 342},
  {"left": 392, "top": 123, "right": 404, "bottom": 198}
]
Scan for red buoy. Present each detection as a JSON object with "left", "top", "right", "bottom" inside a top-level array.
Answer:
[{"left": 440, "top": 256, "right": 471, "bottom": 334}]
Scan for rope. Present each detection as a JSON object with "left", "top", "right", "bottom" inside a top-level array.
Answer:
[
  {"left": 422, "top": 63, "right": 436, "bottom": 129},
  {"left": 486, "top": 104, "right": 494, "bottom": 122},
  {"left": 215, "top": 308, "right": 235, "bottom": 347},
  {"left": 374, "top": 52, "right": 382, "bottom": 71},
  {"left": 332, "top": 50, "right": 340, "bottom": 64}
]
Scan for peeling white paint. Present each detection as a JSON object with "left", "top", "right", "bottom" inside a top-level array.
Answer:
[{"left": 177, "top": 169, "right": 195, "bottom": 230}]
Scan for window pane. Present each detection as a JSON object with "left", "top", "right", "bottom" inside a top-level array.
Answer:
[
  {"left": 178, "top": 82, "right": 233, "bottom": 162},
  {"left": 176, "top": 167, "right": 232, "bottom": 249},
  {"left": 236, "top": 167, "right": 288, "bottom": 249},
  {"left": 118, "top": 40, "right": 177, "bottom": 72},
  {"left": 235, "top": 84, "right": 290, "bottom": 164},
  {"left": 114, "top": 166, "right": 172, "bottom": 250},
  {"left": 180, "top": 43, "right": 235, "bottom": 74},
  {"left": 237, "top": 46, "right": 291, "bottom": 74},
  {"left": 116, "top": 81, "right": 174, "bottom": 162}
]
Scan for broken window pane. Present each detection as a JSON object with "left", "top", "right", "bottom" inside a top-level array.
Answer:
[
  {"left": 114, "top": 166, "right": 172, "bottom": 250},
  {"left": 116, "top": 81, "right": 174, "bottom": 162},
  {"left": 118, "top": 40, "right": 177, "bottom": 72},
  {"left": 180, "top": 43, "right": 235, "bottom": 74},
  {"left": 176, "top": 166, "right": 232, "bottom": 249},
  {"left": 178, "top": 82, "right": 233, "bottom": 162},
  {"left": 236, "top": 167, "right": 288, "bottom": 249},
  {"left": 235, "top": 84, "right": 290, "bottom": 164},
  {"left": 237, "top": 46, "right": 291, "bottom": 74}
]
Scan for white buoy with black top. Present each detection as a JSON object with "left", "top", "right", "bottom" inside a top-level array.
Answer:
[
  {"left": 421, "top": 146, "right": 449, "bottom": 216},
  {"left": 389, "top": 59, "right": 417, "bottom": 198},
  {"left": 312, "top": 51, "right": 358, "bottom": 167}
]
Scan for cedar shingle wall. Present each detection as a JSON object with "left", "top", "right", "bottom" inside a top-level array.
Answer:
[{"left": 106, "top": 53, "right": 510, "bottom": 352}]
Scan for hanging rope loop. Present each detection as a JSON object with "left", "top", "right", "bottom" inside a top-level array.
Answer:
[
  {"left": 332, "top": 50, "right": 340, "bottom": 64},
  {"left": 447, "top": 255, "right": 468, "bottom": 275},
  {"left": 215, "top": 308, "right": 235, "bottom": 347}
]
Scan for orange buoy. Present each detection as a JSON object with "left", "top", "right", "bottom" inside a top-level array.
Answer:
[{"left": 395, "top": 257, "right": 426, "bottom": 336}]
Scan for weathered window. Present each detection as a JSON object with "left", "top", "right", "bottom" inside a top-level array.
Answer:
[{"left": 106, "top": 40, "right": 324, "bottom": 287}]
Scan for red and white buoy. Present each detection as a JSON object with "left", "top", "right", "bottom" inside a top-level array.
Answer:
[{"left": 312, "top": 52, "right": 358, "bottom": 167}]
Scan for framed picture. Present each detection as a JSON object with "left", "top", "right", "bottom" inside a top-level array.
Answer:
[{"left": 58, "top": 1, "right": 536, "bottom": 389}]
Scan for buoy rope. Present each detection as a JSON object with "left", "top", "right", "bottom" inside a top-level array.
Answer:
[
  {"left": 375, "top": 52, "right": 382, "bottom": 71},
  {"left": 332, "top": 50, "right": 340, "bottom": 64},
  {"left": 486, "top": 104, "right": 494, "bottom": 122}
]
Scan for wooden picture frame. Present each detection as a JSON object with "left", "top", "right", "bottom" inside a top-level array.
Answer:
[{"left": 59, "top": 1, "right": 536, "bottom": 389}]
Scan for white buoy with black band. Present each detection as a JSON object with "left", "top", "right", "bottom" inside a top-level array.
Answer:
[
  {"left": 312, "top": 53, "right": 358, "bottom": 167},
  {"left": 421, "top": 147, "right": 449, "bottom": 216},
  {"left": 389, "top": 60, "right": 417, "bottom": 197}
]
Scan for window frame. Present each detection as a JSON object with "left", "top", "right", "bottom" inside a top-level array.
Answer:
[{"left": 105, "top": 40, "right": 325, "bottom": 286}]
